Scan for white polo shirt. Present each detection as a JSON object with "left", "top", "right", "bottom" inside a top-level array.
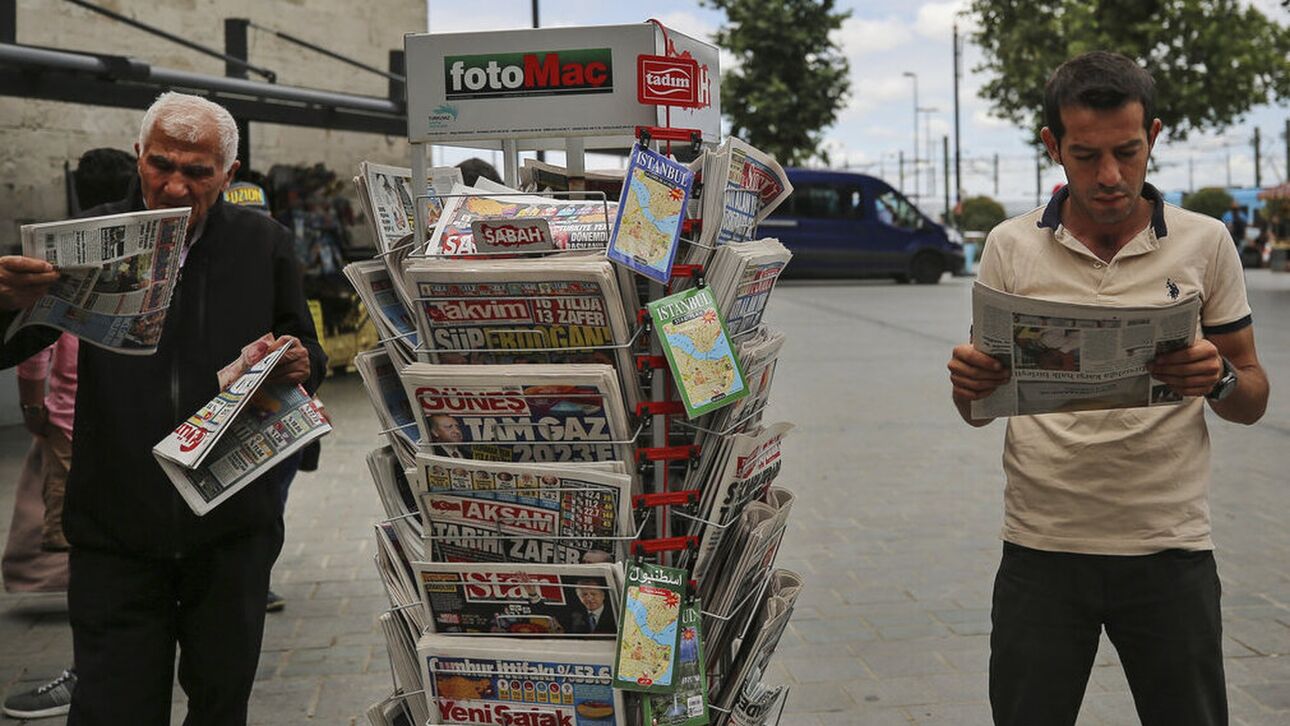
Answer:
[{"left": 978, "top": 184, "right": 1251, "bottom": 555}]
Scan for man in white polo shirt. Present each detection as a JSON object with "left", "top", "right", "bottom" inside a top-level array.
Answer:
[{"left": 947, "top": 51, "right": 1270, "bottom": 726}]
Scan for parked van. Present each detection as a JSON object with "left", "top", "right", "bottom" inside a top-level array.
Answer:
[{"left": 758, "top": 168, "right": 965, "bottom": 283}]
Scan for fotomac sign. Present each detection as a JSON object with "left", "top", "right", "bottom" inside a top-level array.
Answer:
[
  {"left": 445, "top": 49, "right": 613, "bottom": 100},
  {"left": 406, "top": 24, "right": 720, "bottom": 146}
]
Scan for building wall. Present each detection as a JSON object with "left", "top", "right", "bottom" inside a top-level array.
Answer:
[{"left": 0, "top": 0, "right": 426, "bottom": 246}]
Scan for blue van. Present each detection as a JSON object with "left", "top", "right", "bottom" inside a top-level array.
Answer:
[{"left": 757, "top": 168, "right": 965, "bottom": 282}]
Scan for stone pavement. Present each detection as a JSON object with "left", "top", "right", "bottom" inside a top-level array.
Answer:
[{"left": 1, "top": 270, "right": 1287, "bottom": 725}]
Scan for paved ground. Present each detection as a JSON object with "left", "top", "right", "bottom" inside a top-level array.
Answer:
[{"left": 1, "top": 269, "right": 1287, "bottom": 725}]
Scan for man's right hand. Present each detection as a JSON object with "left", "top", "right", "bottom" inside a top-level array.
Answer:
[
  {"left": 948, "top": 343, "right": 1009, "bottom": 425},
  {"left": 0, "top": 256, "right": 59, "bottom": 311}
]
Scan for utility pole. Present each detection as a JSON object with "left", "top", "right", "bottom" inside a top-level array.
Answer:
[
  {"left": 952, "top": 23, "right": 963, "bottom": 210},
  {"left": 1253, "top": 127, "right": 1262, "bottom": 188},
  {"left": 943, "top": 135, "right": 951, "bottom": 222},
  {"left": 1188, "top": 156, "right": 1194, "bottom": 194},
  {"left": 1225, "top": 144, "right": 1232, "bottom": 187},
  {"left": 899, "top": 150, "right": 905, "bottom": 193},
  {"left": 904, "top": 72, "right": 919, "bottom": 200},
  {"left": 993, "top": 153, "right": 999, "bottom": 197},
  {"left": 1035, "top": 150, "right": 1042, "bottom": 207},
  {"left": 1285, "top": 119, "right": 1289, "bottom": 187}
]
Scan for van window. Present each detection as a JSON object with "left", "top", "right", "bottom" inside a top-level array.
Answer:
[
  {"left": 785, "top": 182, "right": 864, "bottom": 219},
  {"left": 875, "top": 190, "right": 922, "bottom": 230}
]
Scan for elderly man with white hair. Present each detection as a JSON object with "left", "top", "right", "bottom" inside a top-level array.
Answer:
[{"left": 0, "top": 92, "right": 325, "bottom": 726}]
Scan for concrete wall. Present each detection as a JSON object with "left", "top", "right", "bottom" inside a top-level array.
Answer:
[{"left": 1, "top": 0, "right": 426, "bottom": 247}]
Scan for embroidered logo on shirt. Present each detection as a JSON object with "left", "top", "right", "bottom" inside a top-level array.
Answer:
[{"left": 1165, "top": 278, "right": 1180, "bottom": 300}]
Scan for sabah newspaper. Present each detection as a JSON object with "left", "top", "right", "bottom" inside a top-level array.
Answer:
[
  {"left": 7, "top": 208, "right": 190, "bottom": 354},
  {"left": 971, "top": 281, "right": 1202, "bottom": 419},
  {"left": 153, "top": 340, "right": 331, "bottom": 515}
]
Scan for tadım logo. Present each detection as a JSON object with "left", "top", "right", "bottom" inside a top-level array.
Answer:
[
  {"left": 444, "top": 48, "right": 613, "bottom": 100},
  {"left": 637, "top": 54, "right": 699, "bottom": 107},
  {"left": 427, "top": 103, "right": 458, "bottom": 128}
]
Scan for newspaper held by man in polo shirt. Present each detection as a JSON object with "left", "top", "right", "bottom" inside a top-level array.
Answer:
[
  {"left": 971, "top": 281, "right": 1201, "bottom": 419},
  {"left": 153, "top": 339, "right": 332, "bottom": 516},
  {"left": 6, "top": 207, "right": 190, "bottom": 355}
]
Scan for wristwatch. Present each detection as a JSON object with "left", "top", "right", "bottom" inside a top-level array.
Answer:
[
  {"left": 1206, "top": 357, "right": 1238, "bottom": 401},
  {"left": 20, "top": 403, "right": 46, "bottom": 417}
]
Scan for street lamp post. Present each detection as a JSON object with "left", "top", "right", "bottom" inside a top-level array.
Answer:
[
  {"left": 918, "top": 106, "right": 939, "bottom": 201},
  {"left": 904, "top": 71, "right": 918, "bottom": 200}
]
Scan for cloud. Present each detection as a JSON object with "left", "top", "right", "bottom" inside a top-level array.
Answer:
[
  {"left": 914, "top": 1, "right": 975, "bottom": 39},
  {"left": 842, "top": 74, "right": 917, "bottom": 120},
  {"left": 833, "top": 16, "right": 913, "bottom": 57}
]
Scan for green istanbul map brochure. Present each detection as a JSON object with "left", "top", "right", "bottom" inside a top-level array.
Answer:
[
  {"left": 648, "top": 286, "right": 749, "bottom": 419},
  {"left": 642, "top": 598, "right": 710, "bottom": 726},
  {"left": 612, "top": 560, "right": 686, "bottom": 694}
]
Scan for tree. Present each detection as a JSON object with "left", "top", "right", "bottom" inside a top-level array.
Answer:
[
  {"left": 969, "top": 0, "right": 1290, "bottom": 144},
  {"left": 1182, "top": 187, "right": 1233, "bottom": 219},
  {"left": 703, "top": 0, "right": 851, "bottom": 165},
  {"left": 955, "top": 195, "right": 1008, "bottom": 232}
]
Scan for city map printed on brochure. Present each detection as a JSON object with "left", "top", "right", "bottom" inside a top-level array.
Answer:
[
  {"left": 606, "top": 143, "right": 695, "bottom": 284},
  {"left": 612, "top": 560, "right": 686, "bottom": 694},
  {"left": 648, "top": 286, "right": 749, "bottom": 419}
]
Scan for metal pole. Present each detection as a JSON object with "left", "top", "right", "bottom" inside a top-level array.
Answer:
[
  {"left": 2, "top": 0, "right": 15, "bottom": 44},
  {"left": 1226, "top": 144, "right": 1232, "bottom": 187},
  {"left": 1253, "top": 127, "right": 1262, "bottom": 187},
  {"left": 1035, "top": 150, "right": 1042, "bottom": 207},
  {"left": 533, "top": 0, "right": 544, "bottom": 163},
  {"left": 899, "top": 150, "right": 905, "bottom": 193},
  {"left": 952, "top": 23, "right": 962, "bottom": 209},
  {"left": 904, "top": 71, "right": 918, "bottom": 200},
  {"left": 224, "top": 18, "right": 251, "bottom": 171},
  {"left": 1188, "top": 156, "right": 1194, "bottom": 193},
  {"left": 411, "top": 143, "right": 428, "bottom": 250},
  {"left": 993, "top": 153, "right": 999, "bottom": 197},
  {"left": 943, "top": 135, "right": 950, "bottom": 221}
]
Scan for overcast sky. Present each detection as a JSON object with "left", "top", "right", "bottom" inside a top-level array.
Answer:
[{"left": 427, "top": 0, "right": 1289, "bottom": 213}]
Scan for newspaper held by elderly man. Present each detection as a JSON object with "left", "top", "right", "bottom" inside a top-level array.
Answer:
[
  {"left": 6, "top": 207, "right": 190, "bottom": 354},
  {"left": 971, "top": 281, "right": 1202, "bottom": 419},
  {"left": 153, "top": 339, "right": 332, "bottom": 516}
]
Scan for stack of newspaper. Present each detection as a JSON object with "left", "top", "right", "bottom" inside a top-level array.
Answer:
[
  {"left": 521, "top": 158, "right": 626, "bottom": 200},
  {"left": 712, "top": 570, "right": 802, "bottom": 724},
  {"left": 428, "top": 181, "right": 619, "bottom": 256},
  {"left": 402, "top": 256, "right": 642, "bottom": 408},
  {"left": 354, "top": 161, "right": 462, "bottom": 255},
  {"left": 704, "top": 238, "right": 793, "bottom": 338},
  {"left": 355, "top": 350, "right": 421, "bottom": 467},
  {"left": 678, "top": 137, "right": 793, "bottom": 268}
]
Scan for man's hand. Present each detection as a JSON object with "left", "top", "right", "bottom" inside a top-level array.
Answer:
[
  {"left": 948, "top": 343, "right": 1009, "bottom": 426},
  {"left": 1146, "top": 338, "right": 1223, "bottom": 398},
  {"left": 0, "top": 256, "right": 59, "bottom": 311},
  {"left": 264, "top": 335, "right": 310, "bottom": 386}
]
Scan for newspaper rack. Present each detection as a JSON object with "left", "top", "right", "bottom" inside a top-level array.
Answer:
[{"left": 356, "top": 19, "right": 799, "bottom": 723}]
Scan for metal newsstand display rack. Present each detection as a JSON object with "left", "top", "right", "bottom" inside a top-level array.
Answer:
[{"left": 358, "top": 18, "right": 794, "bottom": 726}]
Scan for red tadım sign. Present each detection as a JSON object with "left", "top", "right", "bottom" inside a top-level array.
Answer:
[{"left": 637, "top": 54, "right": 700, "bottom": 108}]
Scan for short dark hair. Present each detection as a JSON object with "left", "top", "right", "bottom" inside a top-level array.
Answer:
[
  {"left": 1043, "top": 51, "right": 1156, "bottom": 144},
  {"left": 456, "top": 157, "right": 502, "bottom": 186},
  {"left": 74, "top": 147, "right": 136, "bottom": 210}
]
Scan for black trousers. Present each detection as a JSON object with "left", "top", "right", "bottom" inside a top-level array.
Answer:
[
  {"left": 990, "top": 542, "right": 1226, "bottom": 726},
  {"left": 66, "top": 522, "right": 284, "bottom": 726}
]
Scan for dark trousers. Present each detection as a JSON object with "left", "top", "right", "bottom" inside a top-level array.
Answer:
[
  {"left": 990, "top": 542, "right": 1226, "bottom": 726},
  {"left": 66, "top": 522, "right": 284, "bottom": 726}
]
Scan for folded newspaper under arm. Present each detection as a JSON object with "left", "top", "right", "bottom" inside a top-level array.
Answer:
[
  {"left": 7, "top": 207, "right": 191, "bottom": 355},
  {"left": 971, "top": 281, "right": 1202, "bottom": 419},
  {"left": 153, "top": 339, "right": 332, "bottom": 516}
]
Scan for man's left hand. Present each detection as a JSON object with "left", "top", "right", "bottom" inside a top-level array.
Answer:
[
  {"left": 1147, "top": 338, "right": 1223, "bottom": 397},
  {"left": 265, "top": 335, "right": 310, "bottom": 385}
]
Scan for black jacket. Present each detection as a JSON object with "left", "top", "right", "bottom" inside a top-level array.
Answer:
[{"left": 2, "top": 187, "right": 326, "bottom": 557}]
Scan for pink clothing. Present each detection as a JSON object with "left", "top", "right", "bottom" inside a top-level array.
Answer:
[{"left": 16, "top": 333, "right": 78, "bottom": 440}]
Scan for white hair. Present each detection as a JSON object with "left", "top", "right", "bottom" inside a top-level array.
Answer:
[{"left": 138, "top": 92, "right": 239, "bottom": 172}]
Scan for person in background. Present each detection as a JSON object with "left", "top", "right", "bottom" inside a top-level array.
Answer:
[
  {"left": 2, "top": 146, "right": 136, "bottom": 720},
  {"left": 456, "top": 157, "right": 502, "bottom": 186}
]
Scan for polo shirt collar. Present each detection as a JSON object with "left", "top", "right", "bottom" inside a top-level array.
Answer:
[{"left": 1038, "top": 182, "right": 1168, "bottom": 239}]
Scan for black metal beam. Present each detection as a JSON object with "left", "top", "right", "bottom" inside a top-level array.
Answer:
[
  {"left": 225, "top": 18, "right": 251, "bottom": 169},
  {"left": 2, "top": 0, "right": 15, "bottom": 45},
  {"left": 0, "top": 67, "right": 404, "bottom": 136}
]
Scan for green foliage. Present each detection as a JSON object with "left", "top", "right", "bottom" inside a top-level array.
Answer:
[
  {"left": 955, "top": 195, "right": 1008, "bottom": 232},
  {"left": 969, "top": 0, "right": 1290, "bottom": 144},
  {"left": 703, "top": 0, "right": 851, "bottom": 165},
  {"left": 1182, "top": 187, "right": 1234, "bottom": 219}
]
